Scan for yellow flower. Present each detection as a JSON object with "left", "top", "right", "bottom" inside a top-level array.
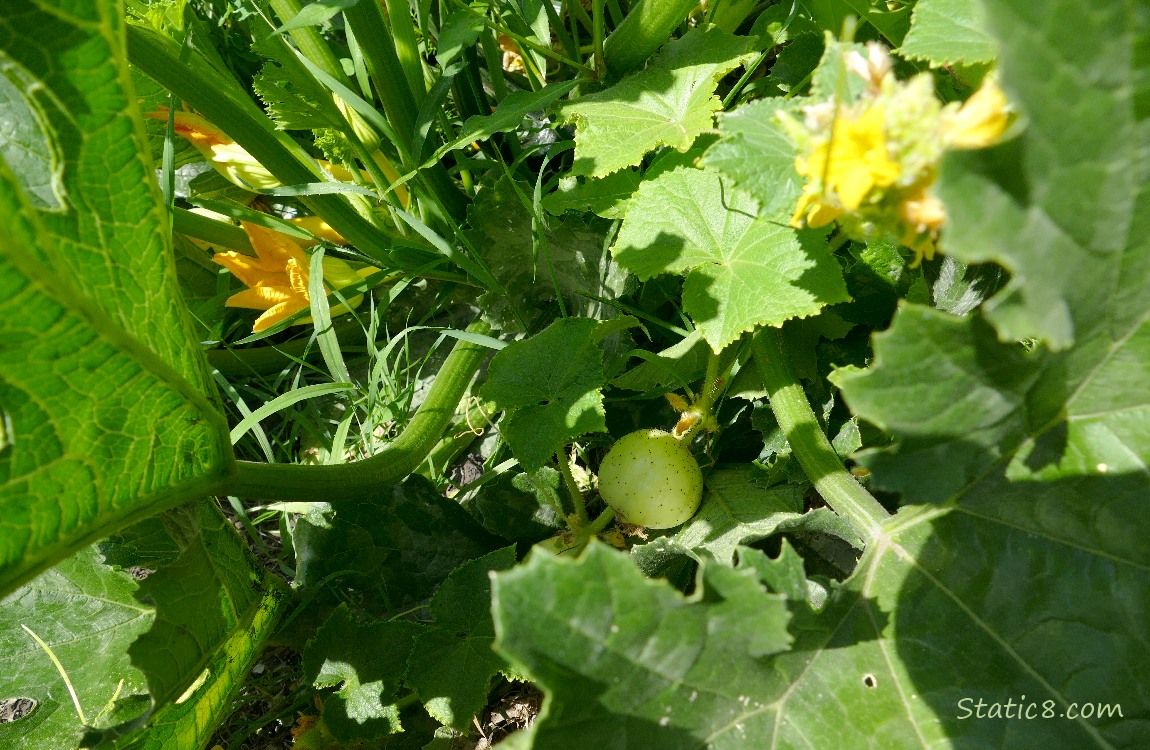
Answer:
[
  {"left": 288, "top": 216, "right": 347, "bottom": 247},
  {"left": 146, "top": 109, "right": 386, "bottom": 193},
  {"left": 792, "top": 105, "right": 901, "bottom": 227},
  {"left": 213, "top": 222, "right": 375, "bottom": 332},
  {"left": 897, "top": 186, "right": 946, "bottom": 267},
  {"left": 941, "top": 77, "right": 1010, "bottom": 149},
  {"left": 146, "top": 109, "right": 283, "bottom": 190}
]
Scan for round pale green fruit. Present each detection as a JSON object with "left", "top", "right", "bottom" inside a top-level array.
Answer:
[{"left": 598, "top": 429, "right": 703, "bottom": 529}]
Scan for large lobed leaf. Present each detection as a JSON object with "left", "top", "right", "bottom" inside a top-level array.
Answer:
[
  {"left": 612, "top": 167, "right": 849, "bottom": 351},
  {"left": 0, "top": 0, "right": 231, "bottom": 596},
  {"left": 561, "top": 27, "right": 755, "bottom": 177},
  {"left": 823, "top": 0, "right": 1150, "bottom": 745},
  {"left": 480, "top": 318, "right": 612, "bottom": 470},
  {"left": 492, "top": 543, "right": 793, "bottom": 748},
  {"left": 0, "top": 549, "right": 151, "bottom": 749}
]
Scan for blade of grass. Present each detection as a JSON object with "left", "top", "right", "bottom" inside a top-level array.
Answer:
[
  {"left": 229, "top": 382, "right": 357, "bottom": 445},
  {"left": 306, "top": 247, "right": 353, "bottom": 384}
]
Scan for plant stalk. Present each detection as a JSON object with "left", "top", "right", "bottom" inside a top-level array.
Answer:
[
  {"left": 752, "top": 327, "right": 889, "bottom": 541},
  {"left": 226, "top": 320, "right": 494, "bottom": 500},
  {"left": 268, "top": 0, "right": 350, "bottom": 85},
  {"left": 557, "top": 449, "right": 589, "bottom": 524},
  {"left": 601, "top": 0, "right": 696, "bottom": 79}
]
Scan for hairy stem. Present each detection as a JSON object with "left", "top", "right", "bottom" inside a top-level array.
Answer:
[
  {"left": 226, "top": 320, "right": 494, "bottom": 500},
  {"left": 752, "top": 327, "right": 889, "bottom": 541}
]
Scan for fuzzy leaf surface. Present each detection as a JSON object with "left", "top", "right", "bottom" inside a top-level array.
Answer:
[
  {"left": 294, "top": 477, "right": 503, "bottom": 617},
  {"left": 0, "top": 548, "right": 152, "bottom": 749},
  {"left": 899, "top": 0, "right": 996, "bottom": 66},
  {"left": 407, "top": 547, "right": 518, "bottom": 729},
  {"left": 0, "top": 0, "right": 230, "bottom": 596},
  {"left": 613, "top": 167, "right": 849, "bottom": 351},
  {"left": 480, "top": 318, "right": 609, "bottom": 470},
  {"left": 561, "top": 28, "right": 755, "bottom": 177},
  {"left": 491, "top": 543, "right": 792, "bottom": 747}
]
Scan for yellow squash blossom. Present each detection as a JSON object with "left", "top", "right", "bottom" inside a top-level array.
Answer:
[
  {"left": 792, "top": 106, "right": 901, "bottom": 227},
  {"left": 288, "top": 215, "right": 348, "bottom": 247},
  {"left": 213, "top": 222, "right": 376, "bottom": 332},
  {"left": 147, "top": 109, "right": 376, "bottom": 192},
  {"left": 146, "top": 109, "right": 283, "bottom": 191},
  {"left": 941, "top": 78, "right": 1011, "bottom": 149}
]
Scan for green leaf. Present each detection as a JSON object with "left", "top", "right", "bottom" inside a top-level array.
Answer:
[
  {"left": 125, "top": 502, "right": 267, "bottom": 712},
  {"left": 899, "top": 0, "right": 996, "bottom": 67},
  {"left": 705, "top": 98, "right": 804, "bottom": 220},
  {"left": 665, "top": 466, "right": 861, "bottom": 566},
  {"left": 830, "top": 307, "right": 1044, "bottom": 504},
  {"left": 252, "top": 47, "right": 341, "bottom": 132},
  {"left": 561, "top": 27, "right": 756, "bottom": 177},
  {"left": 935, "top": 2, "right": 1142, "bottom": 350},
  {"left": 479, "top": 318, "right": 609, "bottom": 470},
  {"left": 612, "top": 328, "right": 712, "bottom": 393},
  {"left": 612, "top": 167, "right": 850, "bottom": 351},
  {"left": 0, "top": 548, "right": 152, "bottom": 749},
  {"left": 106, "top": 589, "right": 286, "bottom": 750},
  {"left": 0, "top": 1, "right": 231, "bottom": 596},
  {"left": 491, "top": 543, "right": 792, "bottom": 746},
  {"left": 542, "top": 169, "right": 642, "bottom": 220},
  {"left": 735, "top": 543, "right": 821, "bottom": 608},
  {"left": 295, "top": 476, "right": 504, "bottom": 617},
  {"left": 304, "top": 604, "right": 423, "bottom": 741},
  {"left": 407, "top": 547, "right": 518, "bottom": 729},
  {"left": 470, "top": 470, "right": 566, "bottom": 543},
  {"left": 436, "top": 7, "right": 487, "bottom": 68},
  {"left": 465, "top": 176, "right": 632, "bottom": 333}
]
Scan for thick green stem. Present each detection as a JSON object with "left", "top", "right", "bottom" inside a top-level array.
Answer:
[
  {"left": 678, "top": 345, "right": 732, "bottom": 441},
  {"left": 752, "top": 328, "right": 889, "bottom": 541},
  {"left": 557, "top": 450, "right": 589, "bottom": 524},
  {"left": 225, "top": 321, "right": 494, "bottom": 500},
  {"left": 268, "top": 0, "right": 350, "bottom": 85},
  {"left": 386, "top": 0, "right": 427, "bottom": 104},
  {"left": 601, "top": 0, "right": 696, "bottom": 79},
  {"left": 342, "top": 0, "right": 465, "bottom": 220}
]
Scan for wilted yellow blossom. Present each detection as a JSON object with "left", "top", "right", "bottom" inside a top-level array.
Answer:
[{"left": 213, "top": 222, "right": 376, "bottom": 332}]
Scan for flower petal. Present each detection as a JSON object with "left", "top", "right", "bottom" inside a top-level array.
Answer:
[
  {"left": 252, "top": 298, "right": 311, "bottom": 332},
  {"left": 226, "top": 285, "right": 297, "bottom": 310}
]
